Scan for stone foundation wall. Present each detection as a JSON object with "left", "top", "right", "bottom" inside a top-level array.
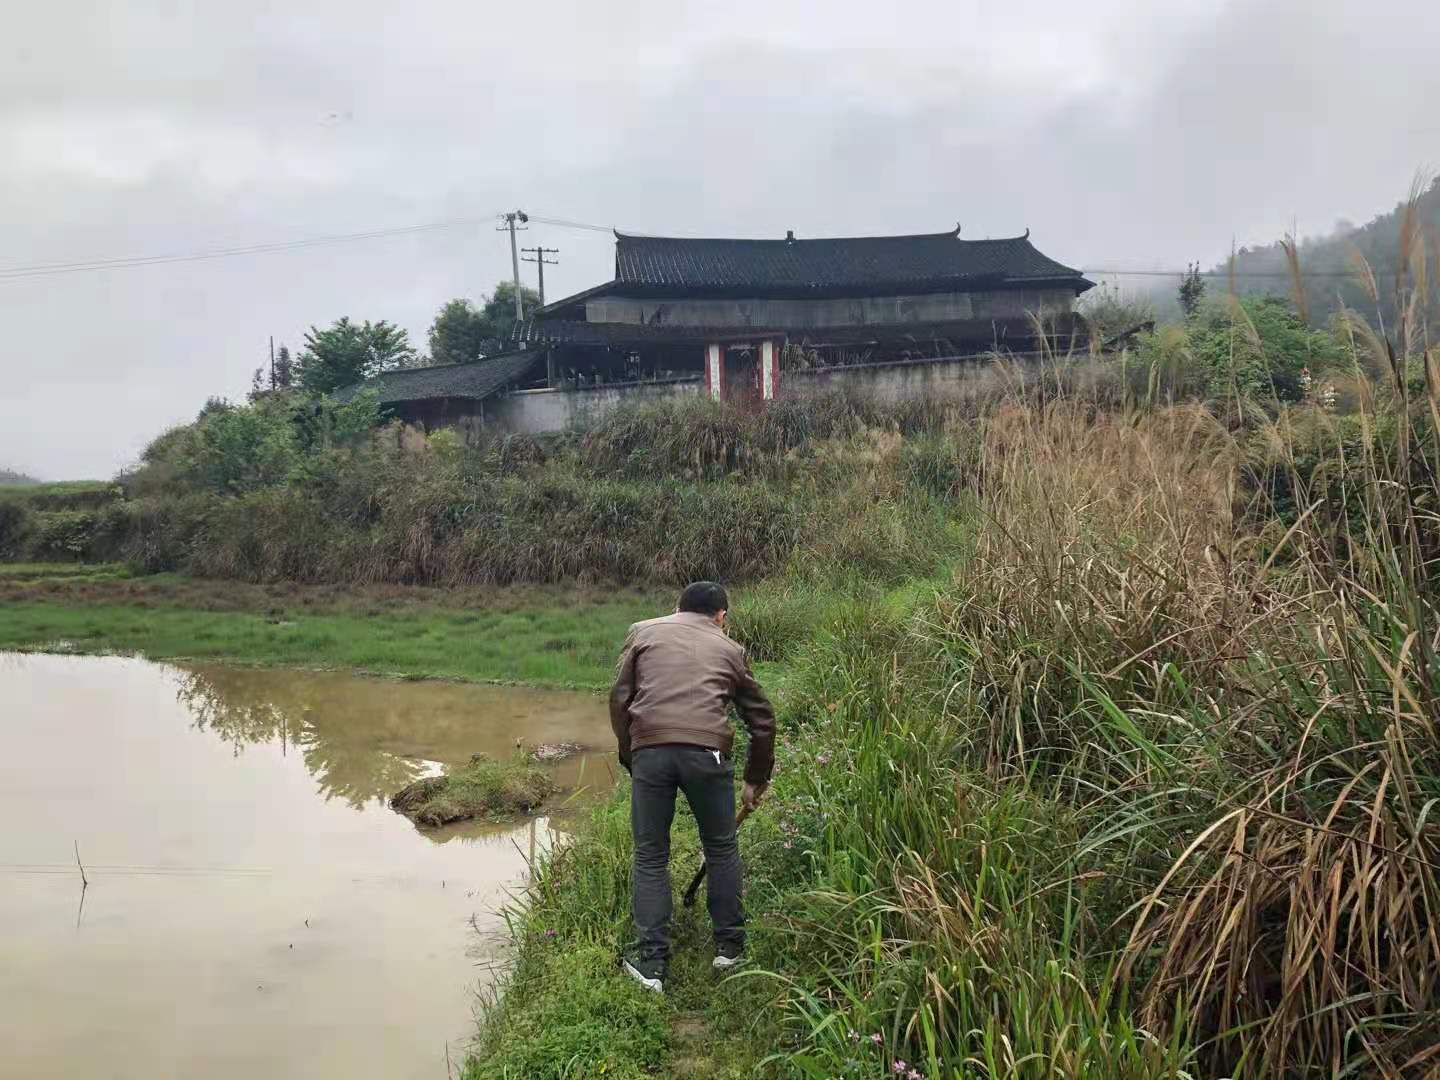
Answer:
[
  {"left": 482, "top": 378, "right": 702, "bottom": 436},
  {"left": 781, "top": 356, "right": 1005, "bottom": 404},
  {"left": 411, "top": 356, "right": 1038, "bottom": 440}
]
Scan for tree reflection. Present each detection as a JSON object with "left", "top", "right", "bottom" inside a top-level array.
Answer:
[{"left": 174, "top": 668, "right": 429, "bottom": 809}]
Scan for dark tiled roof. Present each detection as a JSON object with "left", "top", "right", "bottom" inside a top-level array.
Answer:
[
  {"left": 331, "top": 351, "right": 543, "bottom": 405},
  {"left": 610, "top": 228, "right": 1089, "bottom": 295}
]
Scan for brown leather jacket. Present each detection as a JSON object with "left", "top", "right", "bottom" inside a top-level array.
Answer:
[{"left": 609, "top": 612, "right": 775, "bottom": 785}]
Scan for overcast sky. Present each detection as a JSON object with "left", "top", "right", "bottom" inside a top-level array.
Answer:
[{"left": 4, "top": 0, "right": 1437, "bottom": 479}]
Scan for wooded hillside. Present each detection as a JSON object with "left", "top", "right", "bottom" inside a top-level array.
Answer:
[{"left": 1219, "top": 175, "right": 1439, "bottom": 328}]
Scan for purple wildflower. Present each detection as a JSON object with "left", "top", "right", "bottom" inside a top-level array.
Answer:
[
  {"left": 847, "top": 1029, "right": 860, "bottom": 1042},
  {"left": 892, "top": 1062, "right": 907, "bottom": 1075},
  {"left": 816, "top": 752, "right": 831, "bottom": 765},
  {"left": 908, "top": 1070, "right": 923, "bottom": 1080},
  {"left": 870, "top": 1033, "right": 883, "bottom": 1044},
  {"left": 544, "top": 928, "right": 557, "bottom": 938}
]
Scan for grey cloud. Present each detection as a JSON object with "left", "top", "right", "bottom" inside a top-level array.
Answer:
[{"left": 3, "top": 0, "right": 1436, "bottom": 478}]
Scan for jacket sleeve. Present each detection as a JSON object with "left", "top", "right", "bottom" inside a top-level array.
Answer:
[
  {"left": 731, "top": 648, "right": 775, "bottom": 785},
  {"left": 609, "top": 625, "right": 640, "bottom": 770}
]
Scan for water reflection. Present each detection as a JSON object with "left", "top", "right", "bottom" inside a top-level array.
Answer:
[
  {"left": 173, "top": 664, "right": 613, "bottom": 812},
  {"left": 177, "top": 671, "right": 425, "bottom": 807}
]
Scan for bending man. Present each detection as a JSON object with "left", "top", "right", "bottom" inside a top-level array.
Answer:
[{"left": 610, "top": 581, "right": 775, "bottom": 993}]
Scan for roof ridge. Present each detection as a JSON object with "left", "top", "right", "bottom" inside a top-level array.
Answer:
[{"left": 614, "top": 226, "right": 965, "bottom": 244}]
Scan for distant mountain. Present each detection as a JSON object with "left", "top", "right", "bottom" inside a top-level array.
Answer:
[
  {"left": 0, "top": 468, "right": 40, "bottom": 485},
  {"left": 1217, "top": 177, "right": 1440, "bottom": 332}
]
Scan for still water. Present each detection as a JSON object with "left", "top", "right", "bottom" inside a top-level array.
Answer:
[{"left": 0, "top": 653, "right": 613, "bottom": 1080}]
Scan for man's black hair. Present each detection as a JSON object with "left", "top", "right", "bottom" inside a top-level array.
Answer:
[{"left": 678, "top": 581, "right": 729, "bottom": 616}]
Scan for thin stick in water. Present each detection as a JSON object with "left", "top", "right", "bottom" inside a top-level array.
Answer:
[{"left": 74, "top": 840, "right": 88, "bottom": 889}]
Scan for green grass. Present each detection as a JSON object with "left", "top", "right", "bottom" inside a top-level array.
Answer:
[
  {"left": 0, "top": 592, "right": 656, "bottom": 688},
  {"left": 467, "top": 787, "right": 770, "bottom": 1079},
  {"left": 467, "top": 944, "right": 672, "bottom": 1079}
]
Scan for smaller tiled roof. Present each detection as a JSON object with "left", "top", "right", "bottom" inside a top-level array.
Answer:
[{"left": 332, "top": 351, "right": 543, "bottom": 405}]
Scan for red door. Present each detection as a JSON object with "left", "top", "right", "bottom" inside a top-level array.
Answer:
[{"left": 722, "top": 345, "right": 763, "bottom": 409}]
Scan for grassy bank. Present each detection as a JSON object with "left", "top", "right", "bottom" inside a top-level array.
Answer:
[
  {"left": 464, "top": 310, "right": 1440, "bottom": 1073},
  {"left": 81, "top": 378, "right": 994, "bottom": 587},
  {"left": 0, "top": 572, "right": 661, "bottom": 688}
]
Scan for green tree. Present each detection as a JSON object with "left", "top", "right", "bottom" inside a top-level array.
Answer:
[
  {"left": 1177, "top": 262, "right": 1206, "bottom": 319},
  {"left": 1219, "top": 175, "right": 1440, "bottom": 334},
  {"left": 427, "top": 299, "right": 494, "bottom": 365},
  {"left": 295, "top": 318, "right": 416, "bottom": 394},
  {"left": 131, "top": 391, "right": 381, "bottom": 497},
  {"left": 273, "top": 345, "right": 294, "bottom": 389}
]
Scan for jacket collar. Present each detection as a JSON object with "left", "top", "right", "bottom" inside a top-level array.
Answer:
[{"left": 670, "top": 611, "right": 727, "bottom": 635}]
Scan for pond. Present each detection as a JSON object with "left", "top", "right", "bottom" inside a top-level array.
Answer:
[{"left": 0, "top": 653, "right": 614, "bottom": 1080}]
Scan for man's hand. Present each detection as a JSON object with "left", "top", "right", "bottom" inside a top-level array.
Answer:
[{"left": 741, "top": 781, "right": 768, "bottom": 812}]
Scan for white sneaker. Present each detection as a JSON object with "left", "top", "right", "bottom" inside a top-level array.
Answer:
[{"left": 622, "top": 957, "right": 664, "bottom": 993}]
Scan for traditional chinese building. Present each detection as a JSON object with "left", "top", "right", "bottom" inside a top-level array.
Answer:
[
  {"left": 518, "top": 226, "right": 1093, "bottom": 403},
  {"left": 336, "top": 225, "right": 1093, "bottom": 436}
]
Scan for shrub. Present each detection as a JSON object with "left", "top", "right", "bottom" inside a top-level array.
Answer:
[
  {"left": 25, "top": 507, "right": 132, "bottom": 561},
  {"left": 1188, "top": 294, "right": 1346, "bottom": 406},
  {"left": 0, "top": 499, "right": 31, "bottom": 557}
]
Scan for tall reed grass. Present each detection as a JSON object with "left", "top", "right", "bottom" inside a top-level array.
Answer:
[{"left": 730, "top": 194, "right": 1440, "bottom": 1077}]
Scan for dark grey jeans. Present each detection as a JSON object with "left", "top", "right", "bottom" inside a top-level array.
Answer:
[{"left": 630, "top": 744, "right": 744, "bottom": 963}]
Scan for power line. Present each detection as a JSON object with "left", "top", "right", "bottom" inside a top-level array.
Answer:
[
  {"left": 0, "top": 218, "right": 496, "bottom": 281},
  {"left": 0, "top": 211, "right": 619, "bottom": 285},
  {"left": 0, "top": 206, "right": 1379, "bottom": 284},
  {"left": 525, "top": 214, "right": 617, "bottom": 234}
]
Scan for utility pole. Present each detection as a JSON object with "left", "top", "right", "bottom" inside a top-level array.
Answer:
[
  {"left": 268, "top": 335, "right": 275, "bottom": 390},
  {"left": 520, "top": 246, "right": 559, "bottom": 307},
  {"left": 497, "top": 211, "right": 529, "bottom": 321}
]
